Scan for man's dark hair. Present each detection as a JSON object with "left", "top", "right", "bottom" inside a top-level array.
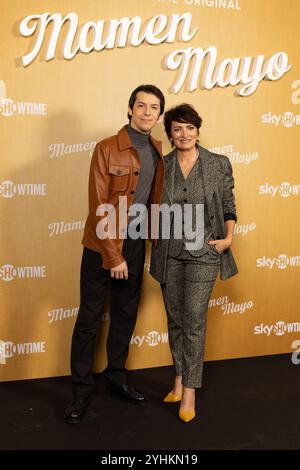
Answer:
[
  {"left": 127, "top": 84, "right": 165, "bottom": 121},
  {"left": 164, "top": 103, "right": 202, "bottom": 143}
]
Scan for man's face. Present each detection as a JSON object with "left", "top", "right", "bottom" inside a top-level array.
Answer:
[{"left": 128, "top": 91, "right": 161, "bottom": 134}]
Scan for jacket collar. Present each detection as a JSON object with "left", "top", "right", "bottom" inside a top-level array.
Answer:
[
  {"left": 117, "top": 126, "right": 133, "bottom": 150},
  {"left": 117, "top": 125, "right": 163, "bottom": 158}
]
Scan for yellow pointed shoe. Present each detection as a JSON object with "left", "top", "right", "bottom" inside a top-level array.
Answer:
[
  {"left": 163, "top": 391, "right": 182, "bottom": 403},
  {"left": 179, "top": 408, "right": 196, "bottom": 423}
]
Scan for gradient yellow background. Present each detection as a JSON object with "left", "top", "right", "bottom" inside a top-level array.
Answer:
[{"left": 1, "top": 0, "right": 300, "bottom": 381}]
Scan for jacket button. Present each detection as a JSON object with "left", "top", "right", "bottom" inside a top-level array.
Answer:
[
  {"left": 117, "top": 170, "right": 122, "bottom": 175},
  {"left": 130, "top": 190, "right": 135, "bottom": 194},
  {"left": 134, "top": 171, "right": 139, "bottom": 176}
]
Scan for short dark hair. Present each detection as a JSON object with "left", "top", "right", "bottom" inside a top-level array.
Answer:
[
  {"left": 164, "top": 103, "right": 202, "bottom": 142},
  {"left": 127, "top": 84, "right": 165, "bottom": 121}
]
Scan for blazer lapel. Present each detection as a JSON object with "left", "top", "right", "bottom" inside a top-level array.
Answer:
[
  {"left": 163, "top": 149, "right": 177, "bottom": 204},
  {"left": 199, "top": 145, "right": 218, "bottom": 207}
]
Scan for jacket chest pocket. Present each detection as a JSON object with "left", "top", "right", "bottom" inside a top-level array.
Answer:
[{"left": 109, "top": 165, "right": 130, "bottom": 191}]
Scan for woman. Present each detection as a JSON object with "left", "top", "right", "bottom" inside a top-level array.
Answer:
[{"left": 150, "top": 104, "right": 238, "bottom": 422}]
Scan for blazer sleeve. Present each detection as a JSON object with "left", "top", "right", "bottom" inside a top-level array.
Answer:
[{"left": 220, "top": 155, "right": 237, "bottom": 222}]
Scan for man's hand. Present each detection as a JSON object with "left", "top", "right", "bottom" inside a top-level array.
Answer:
[
  {"left": 110, "top": 261, "right": 128, "bottom": 280},
  {"left": 207, "top": 237, "right": 232, "bottom": 254}
]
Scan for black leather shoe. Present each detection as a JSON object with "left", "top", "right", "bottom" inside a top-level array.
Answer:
[
  {"left": 64, "top": 398, "right": 88, "bottom": 424},
  {"left": 107, "top": 383, "right": 145, "bottom": 402}
]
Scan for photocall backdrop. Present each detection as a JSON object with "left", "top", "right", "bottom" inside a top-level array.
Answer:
[{"left": 1, "top": 0, "right": 300, "bottom": 381}]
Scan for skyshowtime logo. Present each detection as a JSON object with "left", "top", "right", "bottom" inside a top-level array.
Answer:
[
  {"left": 130, "top": 331, "right": 169, "bottom": 347},
  {"left": 256, "top": 255, "right": 300, "bottom": 270},
  {"left": 259, "top": 182, "right": 300, "bottom": 198},
  {"left": 254, "top": 322, "right": 300, "bottom": 337},
  {"left": 261, "top": 111, "right": 300, "bottom": 127}
]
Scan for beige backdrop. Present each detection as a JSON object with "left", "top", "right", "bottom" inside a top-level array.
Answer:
[{"left": 1, "top": 0, "right": 300, "bottom": 381}]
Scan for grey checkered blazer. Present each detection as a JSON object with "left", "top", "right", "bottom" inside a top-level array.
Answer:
[{"left": 150, "top": 145, "right": 238, "bottom": 284}]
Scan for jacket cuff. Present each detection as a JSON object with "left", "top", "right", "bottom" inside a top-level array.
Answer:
[
  {"left": 102, "top": 254, "right": 125, "bottom": 270},
  {"left": 224, "top": 212, "right": 237, "bottom": 222}
]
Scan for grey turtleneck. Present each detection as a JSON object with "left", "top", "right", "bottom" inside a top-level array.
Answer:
[{"left": 127, "top": 125, "right": 159, "bottom": 207}]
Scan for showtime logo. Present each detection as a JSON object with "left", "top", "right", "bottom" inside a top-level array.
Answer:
[
  {"left": 254, "top": 322, "right": 300, "bottom": 337},
  {"left": 261, "top": 111, "right": 300, "bottom": 127},
  {"left": 0, "top": 98, "right": 47, "bottom": 117},
  {"left": 130, "top": 331, "right": 169, "bottom": 347},
  {"left": 259, "top": 182, "right": 300, "bottom": 197},
  {"left": 0, "top": 79, "right": 47, "bottom": 117},
  {"left": 0, "top": 264, "right": 47, "bottom": 282},
  {"left": 0, "top": 340, "right": 46, "bottom": 364},
  {"left": 256, "top": 255, "right": 300, "bottom": 270},
  {"left": 0, "top": 180, "right": 47, "bottom": 198}
]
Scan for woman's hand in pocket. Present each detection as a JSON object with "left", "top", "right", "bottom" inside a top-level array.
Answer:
[{"left": 207, "top": 237, "right": 232, "bottom": 254}]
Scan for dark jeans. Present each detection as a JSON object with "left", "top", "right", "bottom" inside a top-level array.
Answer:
[{"left": 71, "top": 237, "right": 145, "bottom": 399}]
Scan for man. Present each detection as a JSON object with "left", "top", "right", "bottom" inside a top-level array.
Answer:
[{"left": 64, "top": 85, "right": 165, "bottom": 424}]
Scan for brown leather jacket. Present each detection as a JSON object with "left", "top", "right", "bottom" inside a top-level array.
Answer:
[{"left": 82, "top": 126, "right": 164, "bottom": 269}]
